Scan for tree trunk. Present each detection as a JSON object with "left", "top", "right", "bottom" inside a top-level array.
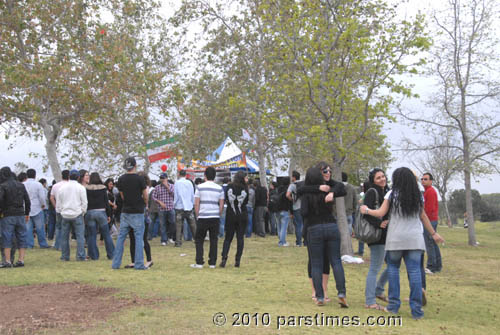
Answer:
[
  {"left": 332, "top": 162, "right": 353, "bottom": 256},
  {"left": 41, "top": 120, "right": 62, "bottom": 182},
  {"left": 442, "top": 198, "right": 452, "bottom": 228},
  {"left": 464, "top": 168, "right": 477, "bottom": 245},
  {"left": 257, "top": 147, "right": 267, "bottom": 188}
]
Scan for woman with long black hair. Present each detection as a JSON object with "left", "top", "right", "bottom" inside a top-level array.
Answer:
[
  {"left": 301, "top": 167, "right": 347, "bottom": 307},
  {"left": 363, "top": 168, "right": 389, "bottom": 310},
  {"left": 361, "top": 167, "right": 444, "bottom": 319},
  {"left": 220, "top": 171, "right": 248, "bottom": 268}
]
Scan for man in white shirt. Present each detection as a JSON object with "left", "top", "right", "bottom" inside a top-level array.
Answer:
[
  {"left": 191, "top": 167, "right": 224, "bottom": 268},
  {"left": 174, "top": 169, "right": 196, "bottom": 247},
  {"left": 23, "top": 169, "right": 49, "bottom": 249},
  {"left": 56, "top": 169, "right": 87, "bottom": 261},
  {"left": 49, "top": 170, "right": 69, "bottom": 250}
]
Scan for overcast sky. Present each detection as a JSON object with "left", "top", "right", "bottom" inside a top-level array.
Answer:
[{"left": 1, "top": 0, "right": 498, "bottom": 194}]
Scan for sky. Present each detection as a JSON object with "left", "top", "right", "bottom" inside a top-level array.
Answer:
[{"left": 1, "top": 0, "right": 499, "bottom": 194}]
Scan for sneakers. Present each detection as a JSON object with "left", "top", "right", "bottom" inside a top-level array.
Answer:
[
  {"left": 190, "top": 264, "right": 203, "bottom": 269},
  {"left": 209, "top": 265, "right": 216, "bottom": 269},
  {"left": 424, "top": 268, "right": 434, "bottom": 275},
  {"left": 168, "top": 238, "right": 175, "bottom": 244},
  {"left": 161, "top": 242, "right": 167, "bottom": 246},
  {"left": 13, "top": 261, "right": 24, "bottom": 268},
  {"left": 0, "top": 262, "right": 13, "bottom": 268},
  {"left": 280, "top": 242, "right": 289, "bottom": 247}
]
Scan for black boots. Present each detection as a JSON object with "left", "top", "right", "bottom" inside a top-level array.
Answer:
[{"left": 219, "top": 258, "right": 227, "bottom": 268}]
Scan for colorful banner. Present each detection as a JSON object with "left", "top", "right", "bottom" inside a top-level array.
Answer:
[{"left": 146, "top": 137, "right": 177, "bottom": 163}]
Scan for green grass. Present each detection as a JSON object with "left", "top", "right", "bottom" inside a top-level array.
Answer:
[{"left": 2, "top": 222, "right": 500, "bottom": 334}]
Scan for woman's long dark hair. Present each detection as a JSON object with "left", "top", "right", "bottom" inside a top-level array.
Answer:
[
  {"left": 232, "top": 171, "right": 247, "bottom": 188},
  {"left": 89, "top": 172, "right": 103, "bottom": 185},
  {"left": 303, "top": 167, "right": 327, "bottom": 216},
  {"left": 390, "top": 167, "right": 423, "bottom": 217},
  {"left": 315, "top": 161, "right": 331, "bottom": 181}
]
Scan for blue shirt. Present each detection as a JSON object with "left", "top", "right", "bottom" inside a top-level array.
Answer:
[{"left": 174, "top": 177, "right": 194, "bottom": 211}]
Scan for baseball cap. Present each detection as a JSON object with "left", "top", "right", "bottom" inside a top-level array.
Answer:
[
  {"left": 69, "top": 169, "right": 80, "bottom": 178},
  {"left": 159, "top": 173, "right": 168, "bottom": 179},
  {"left": 123, "top": 157, "right": 136, "bottom": 171}
]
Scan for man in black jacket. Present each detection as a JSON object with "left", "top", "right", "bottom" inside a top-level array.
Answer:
[{"left": 0, "top": 166, "right": 31, "bottom": 268}]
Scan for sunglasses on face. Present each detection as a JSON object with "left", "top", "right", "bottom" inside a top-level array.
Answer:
[
  {"left": 322, "top": 169, "right": 331, "bottom": 174},
  {"left": 421, "top": 178, "right": 429, "bottom": 181}
]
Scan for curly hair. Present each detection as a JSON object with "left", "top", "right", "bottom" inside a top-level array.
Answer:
[{"left": 390, "top": 167, "right": 423, "bottom": 217}]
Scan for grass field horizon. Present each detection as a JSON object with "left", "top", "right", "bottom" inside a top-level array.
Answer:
[{"left": 1, "top": 221, "right": 499, "bottom": 334}]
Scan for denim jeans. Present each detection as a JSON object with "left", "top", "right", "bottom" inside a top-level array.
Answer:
[
  {"left": 1, "top": 216, "right": 27, "bottom": 249},
  {"left": 365, "top": 244, "right": 388, "bottom": 305},
  {"left": 292, "top": 209, "right": 303, "bottom": 246},
  {"left": 386, "top": 250, "right": 424, "bottom": 319},
  {"left": 61, "top": 215, "right": 86, "bottom": 261},
  {"left": 424, "top": 221, "right": 442, "bottom": 272},
  {"left": 54, "top": 213, "right": 63, "bottom": 250},
  {"left": 308, "top": 223, "right": 346, "bottom": 300},
  {"left": 86, "top": 210, "right": 115, "bottom": 260},
  {"left": 26, "top": 211, "right": 49, "bottom": 248},
  {"left": 269, "top": 212, "right": 278, "bottom": 235},
  {"left": 47, "top": 209, "right": 56, "bottom": 240},
  {"left": 246, "top": 206, "right": 254, "bottom": 237},
  {"left": 184, "top": 219, "right": 193, "bottom": 241},
  {"left": 112, "top": 213, "right": 146, "bottom": 269},
  {"left": 346, "top": 214, "right": 353, "bottom": 236},
  {"left": 148, "top": 212, "right": 159, "bottom": 239},
  {"left": 159, "top": 210, "right": 175, "bottom": 243},
  {"left": 219, "top": 207, "right": 226, "bottom": 238},
  {"left": 278, "top": 211, "right": 289, "bottom": 245}
]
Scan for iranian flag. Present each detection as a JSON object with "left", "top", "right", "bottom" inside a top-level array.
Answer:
[{"left": 146, "top": 137, "right": 177, "bottom": 163}]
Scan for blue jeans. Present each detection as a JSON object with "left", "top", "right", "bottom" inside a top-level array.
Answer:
[
  {"left": 292, "top": 209, "right": 304, "bottom": 246},
  {"left": 61, "top": 215, "right": 86, "bottom": 261},
  {"left": 159, "top": 210, "right": 175, "bottom": 242},
  {"left": 1, "top": 216, "right": 28, "bottom": 249},
  {"left": 386, "top": 250, "right": 424, "bottom": 319},
  {"left": 148, "top": 212, "right": 159, "bottom": 239},
  {"left": 219, "top": 207, "right": 226, "bottom": 238},
  {"left": 112, "top": 213, "right": 146, "bottom": 270},
  {"left": 424, "top": 221, "right": 442, "bottom": 272},
  {"left": 365, "top": 244, "right": 388, "bottom": 305},
  {"left": 308, "top": 223, "right": 346, "bottom": 300},
  {"left": 54, "top": 213, "right": 63, "bottom": 250},
  {"left": 278, "top": 211, "right": 289, "bottom": 245},
  {"left": 86, "top": 210, "right": 115, "bottom": 260},
  {"left": 346, "top": 214, "right": 353, "bottom": 236},
  {"left": 26, "top": 211, "right": 49, "bottom": 248},
  {"left": 47, "top": 209, "right": 56, "bottom": 240},
  {"left": 246, "top": 206, "right": 254, "bottom": 237}
]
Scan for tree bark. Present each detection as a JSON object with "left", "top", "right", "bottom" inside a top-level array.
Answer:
[
  {"left": 333, "top": 162, "right": 353, "bottom": 256},
  {"left": 41, "top": 120, "right": 62, "bottom": 182}
]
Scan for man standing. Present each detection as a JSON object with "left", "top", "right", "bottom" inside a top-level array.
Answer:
[
  {"left": 56, "top": 169, "right": 87, "bottom": 261},
  {"left": 191, "top": 167, "right": 224, "bottom": 269},
  {"left": 253, "top": 179, "right": 268, "bottom": 238},
  {"left": 286, "top": 171, "right": 304, "bottom": 246},
  {"left": 50, "top": 170, "right": 69, "bottom": 250},
  {"left": 23, "top": 168, "right": 50, "bottom": 249},
  {"left": 152, "top": 173, "right": 175, "bottom": 246},
  {"left": 421, "top": 172, "right": 442, "bottom": 274},
  {"left": 174, "top": 170, "right": 196, "bottom": 247},
  {"left": 0, "top": 167, "right": 31, "bottom": 268},
  {"left": 112, "top": 157, "right": 148, "bottom": 270},
  {"left": 341, "top": 172, "right": 358, "bottom": 236}
]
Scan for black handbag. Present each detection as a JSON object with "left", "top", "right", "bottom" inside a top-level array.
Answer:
[{"left": 354, "top": 188, "right": 382, "bottom": 244}]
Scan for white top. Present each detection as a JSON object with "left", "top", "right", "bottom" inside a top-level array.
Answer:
[
  {"left": 51, "top": 180, "right": 68, "bottom": 213},
  {"left": 174, "top": 177, "right": 195, "bottom": 211},
  {"left": 384, "top": 190, "right": 425, "bottom": 251},
  {"left": 55, "top": 180, "right": 88, "bottom": 219},
  {"left": 24, "top": 178, "right": 47, "bottom": 216},
  {"left": 195, "top": 181, "right": 224, "bottom": 219}
]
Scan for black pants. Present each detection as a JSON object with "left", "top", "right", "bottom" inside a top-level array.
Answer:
[
  {"left": 129, "top": 221, "right": 151, "bottom": 262},
  {"left": 222, "top": 213, "right": 247, "bottom": 262},
  {"left": 195, "top": 218, "right": 219, "bottom": 266}
]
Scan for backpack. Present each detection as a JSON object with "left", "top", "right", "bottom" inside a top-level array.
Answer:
[{"left": 354, "top": 188, "right": 382, "bottom": 244}]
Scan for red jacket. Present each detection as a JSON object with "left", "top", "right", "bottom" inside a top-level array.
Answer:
[{"left": 424, "top": 185, "right": 439, "bottom": 221}]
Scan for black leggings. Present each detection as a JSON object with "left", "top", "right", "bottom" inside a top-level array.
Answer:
[
  {"left": 129, "top": 221, "right": 151, "bottom": 263},
  {"left": 222, "top": 213, "right": 246, "bottom": 262}
]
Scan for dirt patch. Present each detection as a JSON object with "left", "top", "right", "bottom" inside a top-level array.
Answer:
[{"left": 0, "top": 282, "right": 166, "bottom": 335}]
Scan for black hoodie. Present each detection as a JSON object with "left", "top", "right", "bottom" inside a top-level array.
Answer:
[{"left": 0, "top": 167, "right": 31, "bottom": 217}]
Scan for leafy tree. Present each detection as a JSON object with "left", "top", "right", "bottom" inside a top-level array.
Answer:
[{"left": 262, "top": 0, "right": 429, "bottom": 255}]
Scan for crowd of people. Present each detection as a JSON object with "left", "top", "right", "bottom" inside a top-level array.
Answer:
[{"left": 0, "top": 157, "right": 445, "bottom": 319}]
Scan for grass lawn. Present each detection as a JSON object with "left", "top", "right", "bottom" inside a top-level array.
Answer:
[{"left": 1, "top": 221, "right": 499, "bottom": 334}]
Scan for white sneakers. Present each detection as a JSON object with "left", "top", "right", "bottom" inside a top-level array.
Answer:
[
  {"left": 209, "top": 265, "right": 216, "bottom": 269},
  {"left": 190, "top": 264, "right": 203, "bottom": 269},
  {"left": 161, "top": 242, "right": 167, "bottom": 246}
]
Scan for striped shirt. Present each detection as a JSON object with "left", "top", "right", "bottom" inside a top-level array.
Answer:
[{"left": 195, "top": 181, "right": 224, "bottom": 219}]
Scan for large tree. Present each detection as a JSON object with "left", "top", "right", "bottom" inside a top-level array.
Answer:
[
  {"left": 262, "top": 0, "right": 429, "bottom": 255},
  {"left": 401, "top": 0, "right": 500, "bottom": 245}
]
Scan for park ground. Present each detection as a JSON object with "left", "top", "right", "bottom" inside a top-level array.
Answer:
[{"left": 1, "top": 221, "right": 499, "bottom": 335}]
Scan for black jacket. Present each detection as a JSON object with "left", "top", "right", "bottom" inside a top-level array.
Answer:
[
  {"left": 0, "top": 179, "right": 31, "bottom": 217},
  {"left": 86, "top": 184, "right": 111, "bottom": 217},
  {"left": 254, "top": 185, "right": 268, "bottom": 207}
]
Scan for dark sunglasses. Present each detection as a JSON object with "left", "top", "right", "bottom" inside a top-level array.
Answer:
[
  {"left": 421, "top": 178, "right": 429, "bottom": 181},
  {"left": 322, "top": 169, "right": 331, "bottom": 174}
]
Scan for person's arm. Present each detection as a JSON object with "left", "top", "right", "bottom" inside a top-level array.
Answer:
[
  {"left": 22, "top": 185, "right": 31, "bottom": 220},
  {"left": 81, "top": 187, "right": 88, "bottom": 215},
  {"left": 219, "top": 189, "right": 225, "bottom": 215},
  {"left": 328, "top": 180, "right": 347, "bottom": 198},
  {"left": 360, "top": 198, "right": 390, "bottom": 218},
  {"left": 297, "top": 185, "right": 328, "bottom": 197},
  {"left": 286, "top": 184, "right": 293, "bottom": 201},
  {"left": 420, "top": 210, "right": 445, "bottom": 243},
  {"left": 142, "top": 188, "right": 149, "bottom": 207},
  {"left": 38, "top": 184, "right": 47, "bottom": 209},
  {"left": 194, "top": 196, "right": 200, "bottom": 217}
]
